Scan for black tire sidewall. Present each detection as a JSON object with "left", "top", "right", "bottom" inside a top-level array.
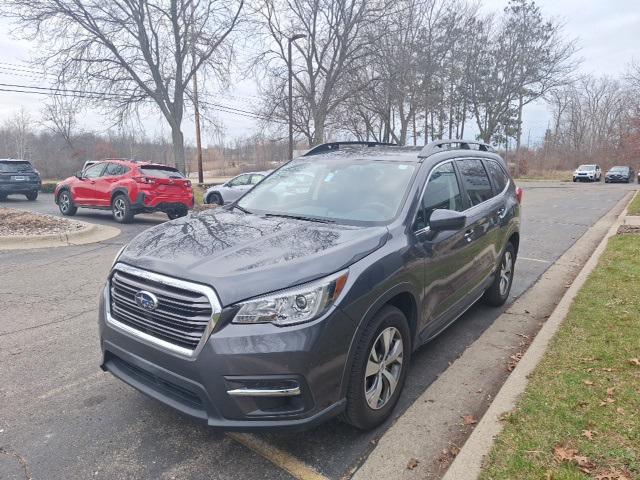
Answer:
[
  {"left": 482, "top": 242, "right": 515, "bottom": 306},
  {"left": 58, "top": 190, "right": 76, "bottom": 215},
  {"left": 343, "top": 305, "right": 411, "bottom": 430}
]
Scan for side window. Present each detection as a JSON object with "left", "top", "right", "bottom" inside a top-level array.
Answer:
[
  {"left": 83, "top": 163, "right": 106, "bottom": 179},
  {"left": 485, "top": 160, "right": 509, "bottom": 193},
  {"left": 104, "top": 163, "right": 122, "bottom": 177},
  {"left": 229, "top": 174, "right": 250, "bottom": 187},
  {"left": 456, "top": 159, "right": 494, "bottom": 206},
  {"left": 414, "top": 162, "right": 464, "bottom": 231},
  {"left": 250, "top": 174, "right": 264, "bottom": 185}
]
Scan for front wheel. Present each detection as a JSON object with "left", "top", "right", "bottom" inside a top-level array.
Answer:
[
  {"left": 207, "top": 192, "right": 223, "bottom": 205},
  {"left": 482, "top": 242, "right": 515, "bottom": 307},
  {"left": 341, "top": 305, "right": 411, "bottom": 430},
  {"left": 58, "top": 190, "right": 77, "bottom": 216},
  {"left": 112, "top": 194, "right": 134, "bottom": 223}
]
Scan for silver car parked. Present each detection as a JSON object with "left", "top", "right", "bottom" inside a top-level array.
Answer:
[{"left": 204, "top": 171, "right": 270, "bottom": 205}]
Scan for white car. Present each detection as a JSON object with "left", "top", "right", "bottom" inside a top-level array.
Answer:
[
  {"left": 573, "top": 164, "right": 602, "bottom": 182},
  {"left": 204, "top": 171, "right": 271, "bottom": 205}
]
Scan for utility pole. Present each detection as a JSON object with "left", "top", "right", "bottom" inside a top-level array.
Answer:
[
  {"left": 192, "top": 71, "right": 203, "bottom": 184},
  {"left": 288, "top": 33, "right": 305, "bottom": 161}
]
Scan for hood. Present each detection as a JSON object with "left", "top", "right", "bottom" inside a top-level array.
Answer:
[{"left": 118, "top": 209, "right": 389, "bottom": 306}]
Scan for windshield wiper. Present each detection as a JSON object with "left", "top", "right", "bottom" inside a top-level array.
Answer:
[
  {"left": 229, "top": 203, "right": 252, "bottom": 214},
  {"left": 263, "top": 213, "right": 335, "bottom": 224}
]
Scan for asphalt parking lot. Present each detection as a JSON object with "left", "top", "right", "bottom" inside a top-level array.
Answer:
[{"left": 0, "top": 182, "right": 637, "bottom": 480}]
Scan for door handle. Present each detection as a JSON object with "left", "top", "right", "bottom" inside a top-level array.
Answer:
[{"left": 464, "top": 228, "right": 474, "bottom": 242}]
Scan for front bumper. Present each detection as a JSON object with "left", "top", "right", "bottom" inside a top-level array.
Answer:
[
  {"left": 0, "top": 181, "right": 41, "bottom": 193},
  {"left": 605, "top": 176, "right": 629, "bottom": 183},
  {"left": 98, "top": 285, "right": 353, "bottom": 431}
]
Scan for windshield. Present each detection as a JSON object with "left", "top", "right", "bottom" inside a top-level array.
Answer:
[
  {"left": 578, "top": 165, "right": 596, "bottom": 171},
  {"left": 238, "top": 157, "right": 417, "bottom": 225},
  {"left": 140, "top": 166, "right": 184, "bottom": 179},
  {"left": 609, "top": 166, "right": 628, "bottom": 173},
  {"left": 0, "top": 161, "right": 33, "bottom": 172}
]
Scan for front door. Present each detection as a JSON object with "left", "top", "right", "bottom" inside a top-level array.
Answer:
[{"left": 73, "top": 162, "right": 106, "bottom": 205}]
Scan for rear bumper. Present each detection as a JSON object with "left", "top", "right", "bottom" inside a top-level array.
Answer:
[
  {"left": 133, "top": 192, "right": 194, "bottom": 212},
  {"left": 0, "top": 181, "right": 41, "bottom": 193}
]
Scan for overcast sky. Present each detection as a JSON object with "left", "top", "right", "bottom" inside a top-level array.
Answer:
[{"left": 0, "top": 0, "right": 638, "bottom": 148}]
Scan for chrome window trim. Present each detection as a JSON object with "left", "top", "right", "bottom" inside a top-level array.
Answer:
[
  {"left": 105, "top": 262, "right": 222, "bottom": 359},
  {"left": 411, "top": 159, "right": 460, "bottom": 231}
]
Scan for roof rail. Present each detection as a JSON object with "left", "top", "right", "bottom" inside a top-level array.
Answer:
[
  {"left": 303, "top": 141, "right": 397, "bottom": 157},
  {"left": 419, "top": 139, "right": 495, "bottom": 158}
]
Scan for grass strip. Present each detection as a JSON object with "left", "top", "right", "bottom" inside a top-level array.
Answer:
[{"left": 480, "top": 234, "right": 640, "bottom": 479}]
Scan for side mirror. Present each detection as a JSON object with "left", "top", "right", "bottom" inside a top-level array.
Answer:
[
  {"left": 74, "top": 171, "right": 84, "bottom": 179},
  {"left": 429, "top": 209, "right": 467, "bottom": 232}
]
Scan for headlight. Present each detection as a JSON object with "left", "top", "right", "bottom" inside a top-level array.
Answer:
[
  {"left": 111, "top": 245, "right": 126, "bottom": 268},
  {"left": 233, "top": 270, "right": 349, "bottom": 326}
]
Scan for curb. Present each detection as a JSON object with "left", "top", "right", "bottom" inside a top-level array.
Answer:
[
  {"left": 441, "top": 191, "right": 633, "bottom": 480},
  {"left": 0, "top": 220, "right": 120, "bottom": 250}
]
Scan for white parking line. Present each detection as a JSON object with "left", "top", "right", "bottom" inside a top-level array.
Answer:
[
  {"left": 227, "top": 432, "right": 329, "bottom": 480},
  {"left": 518, "top": 256, "right": 550, "bottom": 264}
]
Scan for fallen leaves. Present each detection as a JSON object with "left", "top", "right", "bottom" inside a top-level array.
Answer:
[
  {"left": 628, "top": 358, "right": 640, "bottom": 367},
  {"left": 406, "top": 457, "right": 419, "bottom": 470},
  {"left": 581, "top": 429, "right": 595, "bottom": 440},
  {"left": 553, "top": 444, "right": 596, "bottom": 474},
  {"left": 507, "top": 352, "right": 524, "bottom": 371},
  {"left": 462, "top": 414, "right": 477, "bottom": 425},
  {"left": 595, "top": 468, "right": 633, "bottom": 480},
  {"left": 584, "top": 380, "right": 595, "bottom": 386}
]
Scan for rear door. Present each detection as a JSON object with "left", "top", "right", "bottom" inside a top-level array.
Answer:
[
  {"left": 454, "top": 158, "right": 499, "bottom": 295},
  {"left": 93, "top": 162, "right": 122, "bottom": 206}
]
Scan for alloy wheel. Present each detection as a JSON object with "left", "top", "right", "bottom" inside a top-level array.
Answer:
[
  {"left": 60, "top": 192, "right": 70, "bottom": 212},
  {"left": 499, "top": 251, "right": 513, "bottom": 296},
  {"left": 113, "top": 197, "right": 126, "bottom": 221},
  {"left": 364, "top": 326, "right": 403, "bottom": 410}
]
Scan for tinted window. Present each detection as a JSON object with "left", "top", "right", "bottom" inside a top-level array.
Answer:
[
  {"left": 139, "top": 166, "right": 183, "bottom": 178},
  {"left": 229, "top": 174, "right": 251, "bottom": 186},
  {"left": 414, "top": 162, "right": 463, "bottom": 231},
  {"left": 83, "top": 163, "right": 106, "bottom": 178},
  {"left": 0, "top": 161, "right": 33, "bottom": 172},
  {"left": 485, "top": 160, "right": 509, "bottom": 192},
  {"left": 250, "top": 174, "right": 264, "bottom": 185},
  {"left": 457, "top": 159, "right": 494, "bottom": 206},
  {"left": 104, "top": 163, "right": 123, "bottom": 176}
]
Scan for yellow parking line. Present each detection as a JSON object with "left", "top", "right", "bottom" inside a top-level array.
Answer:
[
  {"left": 37, "top": 372, "right": 104, "bottom": 400},
  {"left": 227, "top": 432, "right": 329, "bottom": 480},
  {"left": 518, "top": 256, "right": 550, "bottom": 264}
]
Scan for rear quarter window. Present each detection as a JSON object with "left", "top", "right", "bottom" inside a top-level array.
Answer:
[{"left": 484, "top": 160, "right": 509, "bottom": 193}]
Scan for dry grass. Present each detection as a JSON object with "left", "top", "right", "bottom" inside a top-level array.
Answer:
[{"left": 0, "top": 207, "right": 83, "bottom": 236}]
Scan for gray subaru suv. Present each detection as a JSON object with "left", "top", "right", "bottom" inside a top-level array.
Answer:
[{"left": 99, "top": 140, "right": 521, "bottom": 431}]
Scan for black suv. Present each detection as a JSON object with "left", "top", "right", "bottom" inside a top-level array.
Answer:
[
  {"left": 0, "top": 159, "right": 41, "bottom": 201},
  {"left": 99, "top": 140, "right": 521, "bottom": 431}
]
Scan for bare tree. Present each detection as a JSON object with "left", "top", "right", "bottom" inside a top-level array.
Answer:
[
  {"left": 6, "top": 0, "right": 244, "bottom": 172},
  {"left": 2, "top": 107, "right": 33, "bottom": 160},
  {"left": 41, "top": 95, "right": 82, "bottom": 149},
  {"left": 256, "top": 0, "right": 387, "bottom": 146}
]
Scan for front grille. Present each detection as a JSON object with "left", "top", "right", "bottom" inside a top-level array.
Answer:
[{"left": 109, "top": 267, "right": 215, "bottom": 351}]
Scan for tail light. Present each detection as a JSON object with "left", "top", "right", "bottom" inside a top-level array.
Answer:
[
  {"left": 134, "top": 176, "right": 155, "bottom": 184},
  {"left": 515, "top": 187, "right": 523, "bottom": 204}
]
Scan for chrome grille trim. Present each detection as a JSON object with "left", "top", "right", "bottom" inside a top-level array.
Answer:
[{"left": 106, "top": 263, "right": 221, "bottom": 358}]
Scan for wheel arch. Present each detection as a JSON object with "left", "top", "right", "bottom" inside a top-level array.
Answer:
[
  {"left": 110, "top": 187, "right": 130, "bottom": 203},
  {"left": 507, "top": 231, "right": 520, "bottom": 257},
  {"left": 339, "top": 283, "right": 419, "bottom": 398}
]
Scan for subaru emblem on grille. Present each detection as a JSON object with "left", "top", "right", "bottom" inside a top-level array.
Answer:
[{"left": 134, "top": 290, "right": 159, "bottom": 311}]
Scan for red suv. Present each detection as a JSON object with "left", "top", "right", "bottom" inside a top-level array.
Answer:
[{"left": 54, "top": 159, "right": 194, "bottom": 223}]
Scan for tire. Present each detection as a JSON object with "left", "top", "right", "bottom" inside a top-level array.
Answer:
[
  {"left": 25, "top": 191, "right": 38, "bottom": 201},
  {"left": 111, "top": 194, "right": 134, "bottom": 223},
  {"left": 572, "top": 178, "right": 577, "bottom": 182},
  {"left": 341, "top": 305, "right": 411, "bottom": 430},
  {"left": 57, "top": 190, "right": 77, "bottom": 216},
  {"left": 0, "top": 193, "right": 6, "bottom": 201},
  {"left": 482, "top": 242, "right": 515, "bottom": 307},
  {"left": 167, "top": 206, "right": 188, "bottom": 220},
  {"left": 207, "top": 192, "right": 223, "bottom": 205}
]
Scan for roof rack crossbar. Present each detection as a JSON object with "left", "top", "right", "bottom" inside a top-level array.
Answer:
[
  {"left": 303, "top": 141, "right": 397, "bottom": 157},
  {"left": 419, "top": 139, "right": 495, "bottom": 158}
]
